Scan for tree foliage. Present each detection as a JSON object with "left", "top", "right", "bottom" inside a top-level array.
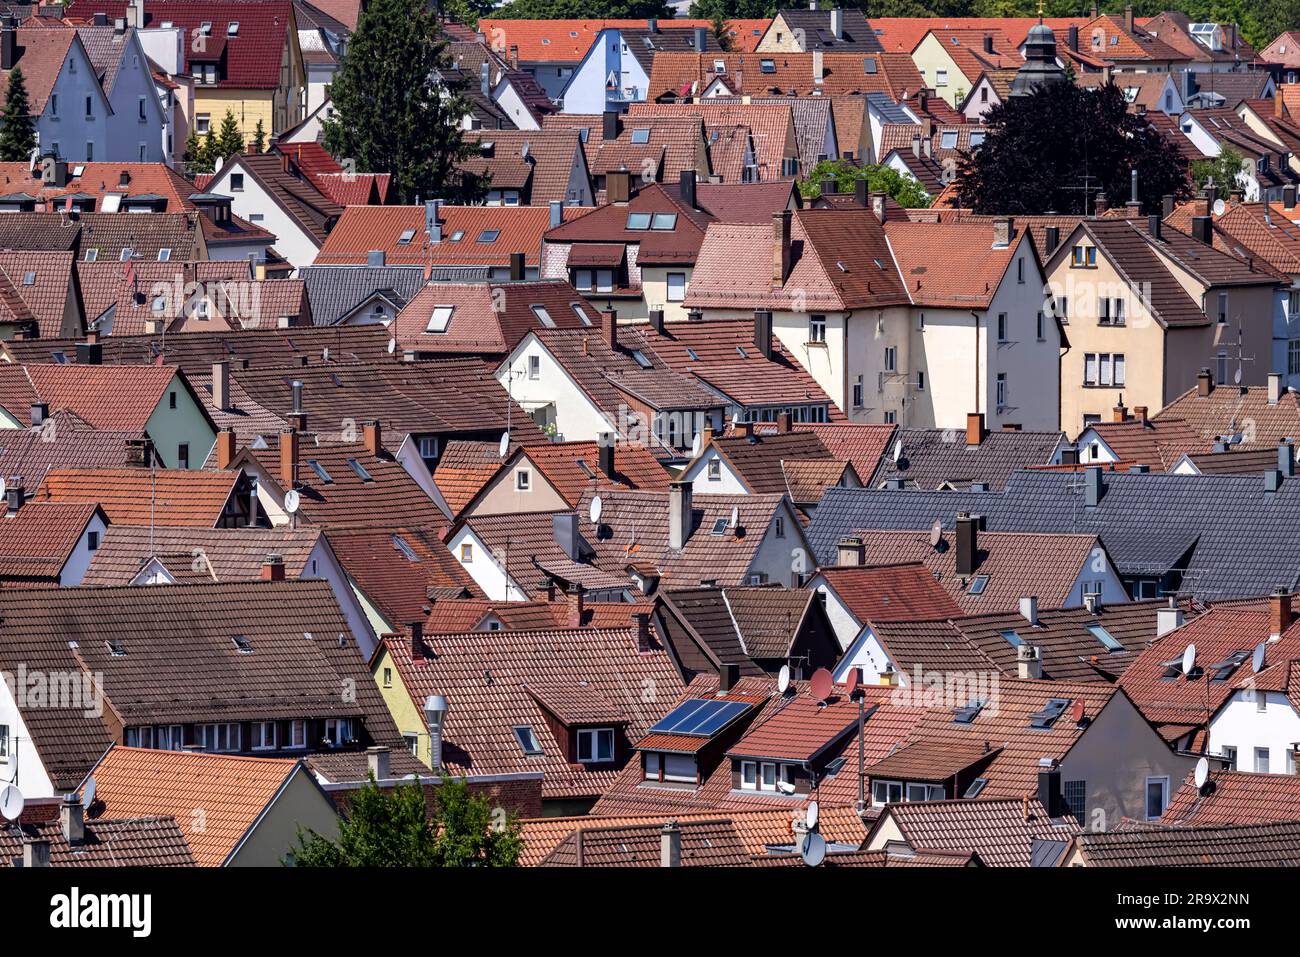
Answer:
[
  {"left": 290, "top": 776, "right": 522, "bottom": 867},
  {"left": 215, "top": 109, "right": 245, "bottom": 161},
  {"left": 492, "top": 0, "right": 672, "bottom": 18},
  {"left": 0, "top": 67, "right": 37, "bottom": 162},
  {"left": 799, "top": 158, "right": 934, "bottom": 207},
  {"left": 1190, "top": 145, "right": 1246, "bottom": 193},
  {"left": 955, "top": 80, "right": 1190, "bottom": 215},
  {"left": 323, "top": 0, "right": 482, "bottom": 204}
]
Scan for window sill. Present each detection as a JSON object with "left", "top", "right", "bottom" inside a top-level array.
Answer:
[{"left": 805, "top": 340, "right": 828, "bottom": 348}]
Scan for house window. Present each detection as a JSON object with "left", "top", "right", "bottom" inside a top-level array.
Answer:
[
  {"left": 775, "top": 516, "right": 785, "bottom": 538},
  {"left": 382, "top": 667, "right": 392, "bottom": 688},
  {"left": 740, "top": 760, "right": 757, "bottom": 789},
  {"left": 1071, "top": 245, "right": 1096, "bottom": 267},
  {"left": 707, "top": 458, "right": 721, "bottom": 480},
  {"left": 324, "top": 718, "right": 353, "bottom": 747},
  {"left": 1145, "top": 776, "right": 1169, "bottom": 819},
  {"left": 573, "top": 269, "right": 593, "bottom": 291},
  {"left": 124, "top": 726, "right": 153, "bottom": 748},
  {"left": 1217, "top": 291, "right": 1228, "bottom": 323},
  {"left": 253, "top": 722, "right": 277, "bottom": 750},
  {"left": 87, "top": 530, "right": 100, "bottom": 551},
  {"left": 1113, "top": 354, "right": 1125, "bottom": 386},
  {"left": 852, "top": 375, "right": 863, "bottom": 408},
  {"left": 418, "top": 436, "right": 439, "bottom": 471},
  {"left": 1255, "top": 747, "right": 1270, "bottom": 772},
  {"left": 177, "top": 443, "right": 189, "bottom": 468},
  {"left": 871, "top": 780, "right": 904, "bottom": 806},
  {"left": 1216, "top": 352, "right": 1228, "bottom": 385},
  {"left": 809, "top": 314, "right": 826, "bottom": 343},
  {"left": 426, "top": 305, "right": 453, "bottom": 332},
  {"left": 1036, "top": 312, "right": 1045, "bottom": 340},
  {"left": 169, "top": 391, "right": 177, "bottom": 409},
  {"left": 1098, "top": 354, "right": 1112, "bottom": 387},
  {"left": 288, "top": 720, "right": 306, "bottom": 749},
  {"left": 196, "top": 113, "right": 211, "bottom": 134},
  {"left": 1257, "top": 690, "right": 1268, "bottom": 713},
  {"left": 403, "top": 733, "right": 419, "bottom": 754},
  {"left": 1222, "top": 746, "right": 1237, "bottom": 770},
  {"left": 935, "top": 69, "right": 948, "bottom": 86},
  {"left": 157, "top": 725, "right": 184, "bottom": 750},
  {"left": 917, "top": 370, "right": 925, "bottom": 390},
  {"left": 516, "top": 469, "right": 531, "bottom": 491},
  {"left": 527, "top": 355, "right": 540, "bottom": 380},
  {"left": 884, "top": 346, "right": 897, "bottom": 372},
  {"left": 595, "top": 269, "right": 614, "bottom": 293},
  {"left": 1017, "top": 258, "right": 1024, "bottom": 283},
  {"left": 576, "top": 728, "right": 614, "bottom": 763},
  {"left": 460, "top": 543, "right": 473, "bottom": 563},
  {"left": 666, "top": 272, "right": 686, "bottom": 302},
  {"left": 198, "top": 723, "right": 241, "bottom": 753},
  {"left": 997, "top": 313, "right": 1008, "bottom": 341},
  {"left": 50, "top": 94, "right": 58, "bottom": 116},
  {"left": 996, "top": 373, "right": 1007, "bottom": 408}
]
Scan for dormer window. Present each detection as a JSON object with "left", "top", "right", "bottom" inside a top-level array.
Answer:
[{"left": 576, "top": 728, "right": 614, "bottom": 763}]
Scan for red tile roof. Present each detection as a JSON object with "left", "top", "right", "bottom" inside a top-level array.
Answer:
[
  {"left": 33, "top": 467, "right": 240, "bottom": 526},
  {"left": 817, "top": 562, "right": 965, "bottom": 622},
  {"left": 477, "top": 18, "right": 713, "bottom": 63},
  {"left": 22, "top": 363, "right": 181, "bottom": 432},
  {"left": 0, "top": 502, "right": 100, "bottom": 583},
  {"left": 1162, "top": 768, "right": 1300, "bottom": 826}
]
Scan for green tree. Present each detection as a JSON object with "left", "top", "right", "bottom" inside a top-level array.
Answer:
[
  {"left": 215, "top": 108, "right": 244, "bottom": 160},
  {"left": 955, "top": 80, "right": 1190, "bottom": 215},
  {"left": 251, "top": 118, "right": 267, "bottom": 153},
  {"left": 0, "top": 67, "right": 37, "bottom": 162},
  {"left": 799, "top": 158, "right": 934, "bottom": 208},
  {"left": 290, "top": 776, "right": 522, "bottom": 867},
  {"left": 1191, "top": 145, "right": 1246, "bottom": 194},
  {"left": 323, "top": 0, "right": 483, "bottom": 204},
  {"left": 492, "top": 0, "right": 672, "bottom": 17},
  {"left": 688, "top": 0, "right": 775, "bottom": 18}
]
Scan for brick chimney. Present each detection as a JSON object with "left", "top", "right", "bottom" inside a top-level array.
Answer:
[
  {"left": 1197, "top": 368, "right": 1213, "bottom": 397},
  {"left": 261, "top": 553, "right": 285, "bottom": 581},
  {"left": 364, "top": 419, "right": 382, "bottom": 458},
  {"left": 1112, "top": 398, "right": 1128, "bottom": 423},
  {"left": 778, "top": 410, "right": 793, "bottom": 433},
  {"left": 602, "top": 310, "right": 618, "bottom": 351},
  {"left": 565, "top": 584, "right": 585, "bottom": 627},
  {"left": 634, "top": 611, "right": 653, "bottom": 652},
  {"left": 837, "top": 536, "right": 865, "bottom": 566},
  {"left": 966, "top": 412, "right": 986, "bottom": 447},
  {"left": 1134, "top": 405, "right": 1148, "bottom": 425},
  {"left": 772, "top": 210, "right": 792, "bottom": 285},
  {"left": 280, "top": 428, "right": 299, "bottom": 488},
  {"left": 410, "top": 620, "right": 426, "bottom": 661},
  {"left": 1270, "top": 588, "right": 1293, "bottom": 640},
  {"left": 215, "top": 427, "right": 236, "bottom": 469}
]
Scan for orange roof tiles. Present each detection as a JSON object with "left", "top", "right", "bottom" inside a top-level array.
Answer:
[
  {"left": 34, "top": 467, "right": 239, "bottom": 526},
  {"left": 817, "top": 561, "right": 965, "bottom": 622},
  {"left": 87, "top": 746, "right": 304, "bottom": 867},
  {"left": 23, "top": 364, "right": 184, "bottom": 432}
]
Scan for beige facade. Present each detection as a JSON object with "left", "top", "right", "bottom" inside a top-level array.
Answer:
[
  {"left": 228, "top": 766, "right": 340, "bottom": 866},
  {"left": 910, "top": 34, "right": 978, "bottom": 106},
  {"left": 462, "top": 455, "right": 569, "bottom": 517},
  {"left": 754, "top": 13, "right": 811, "bottom": 53}
]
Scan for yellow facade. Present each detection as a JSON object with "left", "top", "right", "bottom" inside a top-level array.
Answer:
[
  {"left": 371, "top": 645, "right": 435, "bottom": 769},
  {"left": 755, "top": 13, "right": 810, "bottom": 53},
  {"left": 910, "top": 34, "right": 977, "bottom": 106},
  {"left": 192, "top": 24, "right": 304, "bottom": 147}
]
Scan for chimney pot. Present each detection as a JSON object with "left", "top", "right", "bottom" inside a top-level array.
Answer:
[
  {"left": 366, "top": 746, "right": 390, "bottom": 781},
  {"left": 1156, "top": 597, "right": 1184, "bottom": 637},
  {"left": 1197, "top": 368, "right": 1213, "bottom": 397},
  {"left": 965, "top": 412, "right": 986, "bottom": 447},
  {"left": 1269, "top": 372, "right": 1285, "bottom": 406},
  {"left": 1017, "top": 643, "right": 1042, "bottom": 680},
  {"left": 363, "top": 419, "right": 382, "bottom": 458},
  {"left": 279, "top": 428, "right": 299, "bottom": 488},
  {"left": 837, "top": 536, "right": 865, "bottom": 566},
  {"left": 261, "top": 553, "right": 285, "bottom": 581},
  {"left": 215, "top": 428, "right": 236, "bottom": 470},
  {"left": 719, "top": 662, "right": 739, "bottom": 692},
  {"left": 660, "top": 821, "right": 682, "bottom": 867},
  {"left": 1019, "top": 595, "right": 1038, "bottom": 626},
  {"left": 1271, "top": 588, "right": 1293, "bottom": 640}
]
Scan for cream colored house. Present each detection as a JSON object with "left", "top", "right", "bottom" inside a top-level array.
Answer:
[{"left": 1044, "top": 217, "right": 1280, "bottom": 433}]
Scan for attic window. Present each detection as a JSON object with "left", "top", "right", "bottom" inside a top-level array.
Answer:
[
  {"left": 227, "top": 21, "right": 239, "bottom": 36},
  {"left": 630, "top": 349, "right": 653, "bottom": 368},
  {"left": 1028, "top": 698, "right": 1071, "bottom": 729},
  {"left": 426, "top": 305, "right": 453, "bottom": 332},
  {"left": 231, "top": 634, "right": 253, "bottom": 653},
  {"left": 308, "top": 459, "right": 333, "bottom": 483},
  {"left": 1209, "top": 650, "right": 1251, "bottom": 682},
  {"left": 710, "top": 517, "right": 729, "bottom": 535},
  {"left": 952, "top": 698, "right": 985, "bottom": 724},
  {"left": 448, "top": 230, "right": 465, "bottom": 242},
  {"left": 626, "top": 212, "right": 652, "bottom": 230},
  {"left": 967, "top": 574, "right": 989, "bottom": 595},
  {"left": 631, "top": 128, "right": 651, "bottom": 144},
  {"left": 998, "top": 629, "right": 1024, "bottom": 647},
  {"left": 397, "top": 228, "right": 416, "bottom": 245},
  {"left": 477, "top": 229, "right": 500, "bottom": 243},
  {"left": 22, "top": 271, "right": 35, "bottom": 285},
  {"left": 530, "top": 304, "right": 555, "bottom": 328},
  {"left": 651, "top": 212, "right": 677, "bottom": 230},
  {"left": 84, "top": 249, "right": 98, "bottom": 262},
  {"left": 200, "top": 20, "right": 212, "bottom": 33},
  {"left": 106, "top": 638, "right": 127, "bottom": 657},
  {"left": 714, "top": 59, "right": 726, "bottom": 74},
  {"left": 119, "top": 247, "right": 134, "bottom": 261},
  {"left": 735, "top": 345, "right": 747, "bottom": 358},
  {"left": 1086, "top": 623, "right": 1123, "bottom": 652},
  {"left": 964, "top": 777, "right": 989, "bottom": 798},
  {"left": 969, "top": 131, "right": 986, "bottom": 148},
  {"left": 151, "top": 295, "right": 167, "bottom": 313},
  {"left": 513, "top": 725, "right": 544, "bottom": 755},
  {"left": 940, "top": 131, "right": 958, "bottom": 149},
  {"left": 392, "top": 534, "right": 419, "bottom": 561},
  {"left": 570, "top": 302, "right": 591, "bottom": 326},
  {"left": 864, "top": 57, "right": 877, "bottom": 73},
  {"left": 346, "top": 458, "right": 374, "bottom": 482},
  {"left": 158, "top": 248, "right": 171, "bottom": 262},
  {"left": 760, "top": 59, "right": 776, "bottom": 73}
]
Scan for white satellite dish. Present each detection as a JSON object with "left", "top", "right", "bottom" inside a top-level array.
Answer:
[
  {"left": 806, "top": 800, "right": 820, "bottom": 830},
  {"left": 1252, "top": 642, "right": 1266, "bottom": 673},
  {"left": 0, "top": 477, "right": 6, "bottom": 500},
  {"left": 1181, "top": 643, "right": 1197, "bottom": 675},
  {"left": 283, "top": 489, "right": 301, "bottom": 514},
  {"left": 892, "top": 439, "right": 903, "bottom": 463},
  {"left": 1234, "top": 365, "right": 1242, "bottom": 385},
  {"left": 0, "top": 784, "right": 24, "bottom": 821},
  {"left": 777, "top": 664, "right": 791, "bottom": 694},
  {"left": 1193, "top": 756, "right": 1209, "bottom": 789},
  {"left": 1212, "top": 198, "right": 1226, "bottom": 216},
  {"left": 777, "top": 780, "right": 797, "bottom": 796},
  {"left": 387, "top": 338, "right": 396, "bottom": 355},
  {"left": 800, "top": 830, "right": 827, "bottom": 868},
  {"left": 589, "top": 495, "right": 603, "bottom": 525},
  {"left": 929, "top": 519, "right": 942, "bottom": 549},
  {"left": 82, "top": 777, "right": 96, "bottom": 810},
  {"left": 498, "top": 432, "right": 510, "bottom": 459},
  {"left": 691, "top": 432, "right": 702, "bottom": 457},
  {"left": 729, "top": 506, "right": 739, "bottom": 529}
]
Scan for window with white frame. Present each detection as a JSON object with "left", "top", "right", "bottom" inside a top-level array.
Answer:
[
  {"left": 809, "top": 314, "right": 826, "bottom": 343},
  {"left": 157, "top": 725, "right": 184, "bottom": 750},
  {"left": 324, "top": 718, "right": 353, "bottom": 747},
  {"left": 516, "top": 468, "right": 531, "bottom": 491},
  {"left": 1255, "top": 746, "right": 1270, "bottom": 772},
  {"left": 666, "top": 272, "right": 686, "bottom": 302},
  {"left": 707, "top": 458, "right": 721, "bottom": 480},
  {"left": 576, "top": 728, "right": 614, "bottom": 763},
  {"left": 1145, "top": 776, "right": 1169, "bottom": 819},
  {"left": 253, "top": 722, "right": 277, "bottom": 750},
  {"left": 884, "top": 346, "right": 897, "bottom": 372},
  {"left": 460, "top": 543, "right": 474, "bottom": 563},
  {"left": 527, "top": 355, "right": 540, "bottom": 380},
  {"left": 288, "top": 720, "right": 307, "bottom": 749},
  {"left": 198, "top": 723, "right": 240, "bottom": 753}
]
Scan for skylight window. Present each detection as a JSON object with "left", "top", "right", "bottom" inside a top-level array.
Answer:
[
  {"left": 1086, "top": 623, "right": 1123, "bottom": 652},
  {"left": 710, "top": 517, "right": 729, "bottom": 535},
  {"left": 448, "top": 230, "right": 465, "bottom": 242},
  {"left": 1028, "top": 698, "right": 1071, "bottom": 729},
  {"left": 685, "top": 347, "right": 700, "bottom": 361},
  {"left": 232, "top": 634, "right": 253, "bottom": 653},
  {"left": 735, "top": 345, "right": 747, "bottom": 358},
  {"left": 476, "top": 229, "right": 500, "bottom": 243},
  {"left": 651, "top": 212, "right": 677, "bottom": 230},
  {"left": 392, "top": 534, "right": 419, "bottom": 561},
  {"left": 953, "top": 698, "right": 985, "bottom": 724},
  {"left": 346, "top": 458, "right": 374, "bottom": 482},
  {"left": 119, "top": 247, "right": 134, "bottom": 262},
  {"left": 631, "top": 127, "right": 651, "bottom": 144},
  {"left": 426, "top": 305, "right": 453, "bottom": 332},
  {"left": 940, "top": 131, "right": 958, "bottom": 149},
  {"left": 626, "top": 211, "right": 652, "bottom": 230},
  {"left": 760, "top": 59, "right": 776, "bottom": 73},
  {"left": 397, "top": 228, "right": 416, "bottom": 245},
  {"left": 106, "top": 638, "right": 127, "bottom": 657},
  {"left": 200, "top": 20, "right": 212, "bottom": 34},
  {"left": 513, "top": 725, "right": 543, "bottom": 755},
  {"left": 864, "top": 57, "right": 878, "bottom": 73},
  {"left": 967, "top": 574, "right": 989, "bottom": 595},
  {"left": 969, "top": 131, "right": 986, "bottom": 148},
  {"left": 227, "top": 21, "right": 239, "bottom": 36},
  {"left": 22, "top": 271, "right": 35, "bottom": 285},
  {"left": 570, "top": 302, "right": 591, "bottom": 326},
  {"left": 158, "top": 248, "right": 171, "bottom": 262},
  {"left": 964, "top": 777, "right": 989, "bottom": 797},
  {"left": 308, "top": 459, "right": 334, "bottom": 483},
  {"left": 998, "top": 629, "right": 1024, "bottom": 647},
  {"left": 630, "top": 349, "right": 653, "bottom": 368},
  {"left": 530, "top": 304, "right": 554, "bottom": 328}
]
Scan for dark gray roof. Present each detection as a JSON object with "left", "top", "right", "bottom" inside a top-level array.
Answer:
[
  {"left": 778, "top": 8, "right": 883, "bottom": 51},
  {"left": 808, "top": 469, "right": 1300, "bottom": 600},
  {"left": 299, "top": 264, "right": 427, "bottom": 325},
  {"left": 865, "top": 92, "right": 913, "bottom": 124},
  {"left": 870, "top": 428, "right": 1065, "bottom": 491}
]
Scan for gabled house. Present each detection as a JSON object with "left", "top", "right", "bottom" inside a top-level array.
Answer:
[
  {"left": 558, "top": 23, "right": 721, "bottom": 115},
  {"left": 756, "top": 8, "right": 883, "bottom": 53},
  {"left": 1074, "top": 403, "right": 1208, "bottom": 468},
  {"left": 75, "top": 22, "right": 168, "bottom": 161},
  {"left": 1156, "top": 371, "right": 1300, "bottom": 447},
  {"left": 299, "top": 264, "right": 426, "bottom": 326},
  {"left": 460, "top": 129, "right": 593, "bottom": 207},
  {"left": 910, "top": 28, "right": 1022, "bottom": 107},
  {"left": 0, "top": 500, "right": 108, "bottom": 586},
  {"left": 645, "top": 51, "right": 920, "bottom": 103},
  {"left": 864, "top": 797, "right": 1079, "bottom": 867},
  {"left": 0, "top": 250, "right": 82, "bottom": 339},
  {"left": 628, "top": 101, "right": 801, "bottom": 182},
  {"left": 33, "top": 465, "right": 268, "bottom": 528}
]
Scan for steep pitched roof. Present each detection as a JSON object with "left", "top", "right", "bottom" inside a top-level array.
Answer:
[
  {"left": 871, "top": 426, "right": 1064, "bottom": 490},
  {"left": 33, "top": 467, "right": 240, "bottom": 527},
  {"left": 1161, "top": 768, "right": 1300, "bottom": 825},
  {"left": 1156, "top": 381, "right": 1300, "bottom": 449},
  {"left": 461, "top": 129, "right": 586, "bottom": 206},
  {"left": 299, "top": 264, "right": 426, "bottom": 326},
  {"left": 0, "top": 815, "right": 195, "bottom": 867},
  {"left": 0, "top": 501, "right": 100, "bottom": 583},
  {"left": 1072, "top": 820, "right": 1300, "bottom": 866},
  {"left": 81, "top": 525, "right": 322, "bottom": 585},
  {"left": 817, "top": 562, "right": 964, "bottom": 623}
]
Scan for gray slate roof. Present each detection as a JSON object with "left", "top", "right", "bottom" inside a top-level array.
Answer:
[
  {"left": 866, "top": 92, "right": 913, "bottom": 125},
  {"left": 300, "top": 265, "right": 427, "bottom": 325},
  {"left": 778, "top": 8, "right": 883, "bottom": 51},
  {"left": 870, "top": 428, "right": 1065, "bottom": 491},
  {"left": 808, "top": 469, "right": 1300, "bottom": 600}
]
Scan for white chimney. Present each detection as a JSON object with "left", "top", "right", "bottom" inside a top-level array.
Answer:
[
  {"left": 660, "top": 821, "right": 682, "bottom": 867},
  {"left": 366, "top": 746, "right": 390, "bottom": 781},
  {"left": 1268, "top": 372, "right": 1285, "bottom": 405},
  {"left": 1017, "top": 643, "right": 1042, "bottom": 680},
  {"left": 424, "top": 694, "right": 449, "bottom": 771},
  {"left": 1019, "top": 595, "right": 1038, "bottom": 626},
  {"left": 1156, "top": 598, "right": 1184, "bottom": 637},
  {"left": 668, "top": 481, "right": 693, "bottom": 550}
]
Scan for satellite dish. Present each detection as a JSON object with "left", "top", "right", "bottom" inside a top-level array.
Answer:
[
  {"left": 82, "top": 777, "right": 96, "bottom": 810},
  {"left": 0, "top": 784, "right": 23, "bottom": 821},
  {"left": 729, "top": 506, "right": 739, "bottom": 529},
  {"left": 589, "top": 495, "right": 603, "bottom": 525},
  {"left": 1253, "top": 642, "right": 1266, "bottom": 674},
  {"left": 810, "top": 667, "right": 834, "bottom": 702},
  {"left": 498, "top": 432, "right": 510, "bottom": 459},
  {"left": 892, "top": 439, "right": 903, "bottom": 463},
  {"left": 1070, "top": 699, "right": 1086, "bottom": 724},
  {"left": 929, "top": 519, "right": 942, "bottom": 549},
  {"left": 777, "top": 780, "right": 797, "bottom": 795},
  {"left": 777, "top": 664, "right": 791, "bottom": 694},
  {"left": 844, "top": 666, "right": 861, "bottom": 698},
  {"left": 800, "top": 830, "right": 827, "bottom": 868},
  {"left": 1181, "top": 643, "right": 1197, "bottom": 675},
  {"left": 283, "top": 489, "right": 301, "bottom": 514},
  {"left": 387, "top": 338, "right": 396, "bottom": 355},
  {"left": 806, "top": 800, "right": 820, "bottom": 830},
  {"left": 1212, "top": 198, "right": 1226, "bottom": 216},
  {"left": 1234, "top": 365, "right": 1242, "bottom": 385},
  {"left": 691, "top": 432, "right": 702, "bottom": 457},
  {"left": 0, "top": 477, "right": 6, "bottom": 500},
  {"left": 1193, "top": 756, "right": 1209, "bottom": 789}
]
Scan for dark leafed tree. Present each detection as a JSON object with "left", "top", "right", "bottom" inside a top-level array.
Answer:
[
  {"left": 323, "top": 0, "right": 483, "bottom": 204},
  {"left": 289, "top": 776, "right": 522, "bottom": 867},
  {"left": 955, "top": 79, "right": 1190, "bottom": 216},
  {"left": 0, "top": 67, "right": 37, "bottom": 162},
  {"left": 215, "top": 108, "right": 245, "bottom": 160}
]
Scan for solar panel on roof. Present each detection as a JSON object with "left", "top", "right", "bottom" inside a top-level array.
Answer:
[{"left": 649, "top": 698, "right": 749, "bottom": 736}]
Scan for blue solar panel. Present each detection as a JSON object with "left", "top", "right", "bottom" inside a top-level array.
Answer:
[{"left": 649, "top": 699, "right": 750, "bottom": 736}]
